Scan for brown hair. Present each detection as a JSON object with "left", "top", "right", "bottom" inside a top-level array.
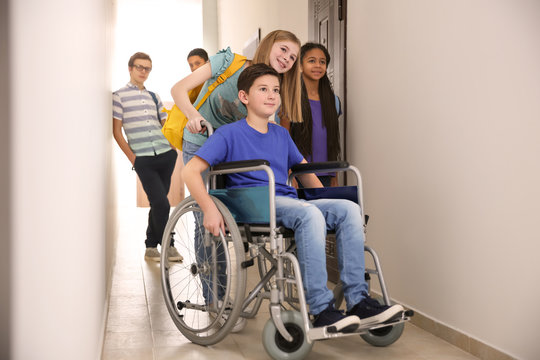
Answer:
[
  {"left": 187, "top": 48, "right": 209, "bottom": 62},
  {"left": 237, "top": 63, "right": 280, "bottom": 94},
  {"left": 128, "top": 52, "right": 152, "bottom": 67},
  {"left": 252, "top": 30, "right": 302, "bottom": 124}
]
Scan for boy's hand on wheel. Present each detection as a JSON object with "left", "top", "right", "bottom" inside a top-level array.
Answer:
[{"left": 204, "top": 207, "right": 225, "bottom": 237}]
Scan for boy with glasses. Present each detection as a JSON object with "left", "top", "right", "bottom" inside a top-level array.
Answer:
[{"left": 113, "top": 52, "right": 182, "bottom": 262}]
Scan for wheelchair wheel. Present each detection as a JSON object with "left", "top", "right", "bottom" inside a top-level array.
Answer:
[
  {"left": 360, "top": 296, "right": 404, "bottom": 347},
  {"left": 361, "top": 322, "right": 404, "bottom": 347},
  {"left": 160, "top": 196, "right": 246, "bottom": 345},
  {"left": 262, "top": 310, "right": 313, "bottom": 360}
]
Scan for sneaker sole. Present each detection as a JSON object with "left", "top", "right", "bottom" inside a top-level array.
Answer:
[
  {"left": 144, "top": 256, "right": 160, "bottom": 262},
  {"left": 231, "top": 317, "right": 247, "bottom": 333},
  {"left": 168, "top": 256, "right": 183, "bottom": 262},
  {"left": 360, "top": 304, "right": 404, "bottom": 326},
  {"left": 208, "top": 312, "right": 246, "bottom": 333}
]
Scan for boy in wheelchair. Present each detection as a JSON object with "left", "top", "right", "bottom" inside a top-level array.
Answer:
[{"left": 182, "top": 63, "right": 404, "bottom": 333}]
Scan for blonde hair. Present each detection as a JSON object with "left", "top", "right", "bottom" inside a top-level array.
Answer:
[{"left": 253, "top": 30, "right": 303, "bottom": 124}]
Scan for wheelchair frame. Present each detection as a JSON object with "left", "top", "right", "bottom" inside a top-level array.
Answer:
[{"left": 160, "top": 122, "right": 412, "bottom": 359}]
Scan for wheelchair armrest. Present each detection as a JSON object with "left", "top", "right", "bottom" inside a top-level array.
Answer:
[
  {"left": 290, "top": 161, "right": 349, "bottom": 174},
  {"left": 211, "top": 159, "right": 270, "bottom": 171}
]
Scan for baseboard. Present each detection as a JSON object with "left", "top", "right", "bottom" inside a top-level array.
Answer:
[
  {"left": 370, "top": 291, "right": 516, "bottom": 360},
  {"left": 98, "top": 296, "right": 110, "bottom": 360}
]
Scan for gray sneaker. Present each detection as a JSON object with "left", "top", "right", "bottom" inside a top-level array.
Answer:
[
  {"left": 167, "top": 246, "right": 183, "bottom": 262},
  {"left": 209, "top": 300, "right": 247, "bottom": 333},
  {"left": 144, "top": 247, "right": 160, "bottom": 262}
]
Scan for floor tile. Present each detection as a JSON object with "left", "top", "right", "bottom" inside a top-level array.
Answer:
[
  {"left": 103, "top": 331, "right": 153, "bottom": 350},
  {"left": 106, "top": 313, "right": 151, "bottom": 332},
  {"left": 103, "top": 205, "right": 480, "bottom": 360},
  {"left": 102, "top": 347, "right": 154, "bottom": 360}
]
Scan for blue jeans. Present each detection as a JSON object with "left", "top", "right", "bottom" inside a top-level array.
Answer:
[
  {"left": 182, "top": 139, "right": 201, "bottom": 166},
  {"left": 275, "top": 196, "right": 369, "bottom": 315},
  {"left": 183, "top": 140, "right": 224, "bottom": 302}
]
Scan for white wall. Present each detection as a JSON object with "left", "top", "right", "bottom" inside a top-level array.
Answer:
[
  {"left": 112, "top": 0, "right": 203, "bottom": 103},
  {"left": 347, "top": 1, "right": 540, "bottom": 359},
  {"left": 9, "top": 0, "right": 112, "bottom": 358},
  {"left": 203, "top": 0, "right": 219, "bottom": 55},
  {"left": 216, "top": 0, "right": 308, "bottom": 53}
]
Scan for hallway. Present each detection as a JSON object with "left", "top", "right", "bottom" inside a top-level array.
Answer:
[{"left": 102, "top": 206, "right": 480, "bottom": 360}]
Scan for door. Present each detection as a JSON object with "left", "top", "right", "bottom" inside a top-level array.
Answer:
[{"left": 308, "top": 0, "right": 347, "bottom": 162}]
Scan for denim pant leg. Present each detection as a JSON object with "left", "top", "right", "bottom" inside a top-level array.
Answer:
[
  {"left": 310, "top": 198, "right": 369, "bottom": 311},
  {"left": 275, "top": 196, "right": 334, "bottom": 315},
  {"left": 182, "top": 140, "right": 201, "bottom": 165},
  {"left": 182, "top": 140, "right": 224, "bottom": 302}
]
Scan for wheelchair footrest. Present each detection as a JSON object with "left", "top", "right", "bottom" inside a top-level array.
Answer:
[
  {"left": 308, "top": 310, "right": 413, "bottom": 341},
  {"left": 359, "top": 310, "right": 411, "bottom": 331}
]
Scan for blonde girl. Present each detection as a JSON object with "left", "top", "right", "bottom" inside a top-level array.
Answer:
[{"left": 171, "top": 29, "right": 303, "bottom": 166}]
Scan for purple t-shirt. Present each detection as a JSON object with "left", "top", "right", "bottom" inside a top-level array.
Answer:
[{"left": 309, "top": 99, "right": 328, "bottom": 163}]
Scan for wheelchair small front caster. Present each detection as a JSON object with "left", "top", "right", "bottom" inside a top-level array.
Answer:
[
  {"left": 361, "top": 321, "right": 404, "bottom": 347},
  {"left": 262, "top": 310, "right": 313, "bottom": 360}
]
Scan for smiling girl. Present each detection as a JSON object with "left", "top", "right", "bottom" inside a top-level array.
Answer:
[
  {"left": 290, "top": 43, "right": 342, "bottom": 187},
  {"left": 171, "top": 30, "right": 302, "bottom": 166}
]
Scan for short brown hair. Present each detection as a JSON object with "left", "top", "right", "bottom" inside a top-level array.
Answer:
[
  {"left": 187, "top": 48, "right": 209, "bottom": 62},
  {"left": 237, "top": 63, "right": 280, "bottom": 94},
  {"left": 128, "top": 52, "right": 152, "bottom": 67}
]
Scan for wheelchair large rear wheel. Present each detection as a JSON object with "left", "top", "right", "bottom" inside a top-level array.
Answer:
[{"left": 160, "top": 196, "right": 246, "bottom": 345}]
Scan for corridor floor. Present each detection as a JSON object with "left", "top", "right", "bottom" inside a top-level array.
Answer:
[{"left": 102, "top": 206, "right": 479, "bottom": 360}]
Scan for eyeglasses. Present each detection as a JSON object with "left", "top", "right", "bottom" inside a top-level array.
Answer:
[{"left": 132, "top": 64, "right": 152, "bottom": 73}]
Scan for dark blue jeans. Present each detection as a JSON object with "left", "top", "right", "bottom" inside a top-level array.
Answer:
[{"left": 134, "top": 149, "right": 177, "bottom": 248}]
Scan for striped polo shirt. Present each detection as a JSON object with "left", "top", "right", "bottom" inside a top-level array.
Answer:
[{"left": 113, "top": 83, "right": 171, "bottom": 156}]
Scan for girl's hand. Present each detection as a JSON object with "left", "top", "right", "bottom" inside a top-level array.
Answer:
[{"left": 186, "top": 115, "right": 207, "bottom": 134}]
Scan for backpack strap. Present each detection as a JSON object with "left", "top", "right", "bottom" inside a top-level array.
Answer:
[
  {"left": 334, "top": 94, "right": 342, "bottom": 116},
  {"left": 148, "top": 91, "right": 161, "bottom": 121},
  {"left": 194, "top": 53, "right": 247, "bottom": 110}
]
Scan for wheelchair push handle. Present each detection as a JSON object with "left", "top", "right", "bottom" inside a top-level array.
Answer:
[{"left": 200, "top": 119, "right": 214, "bottom": 136}]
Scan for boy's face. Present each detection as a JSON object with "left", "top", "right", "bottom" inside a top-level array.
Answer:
[
  {"left": 239, "top": 74, "right": 281, "bottom": 118},
  {"left": 129, "top": 59, "right": 152, "bottom": 86},
  {"left": 187, "top": 55, "right": 206, "bottom": 72}
]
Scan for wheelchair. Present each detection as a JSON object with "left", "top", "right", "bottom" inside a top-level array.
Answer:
[{"left": 160, "top": 125, "right": 412, "bottom": 360}]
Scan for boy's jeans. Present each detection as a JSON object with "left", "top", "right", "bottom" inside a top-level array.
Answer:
[{"left": 275, "top": 196, "right": 369, "bottom": 315}]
